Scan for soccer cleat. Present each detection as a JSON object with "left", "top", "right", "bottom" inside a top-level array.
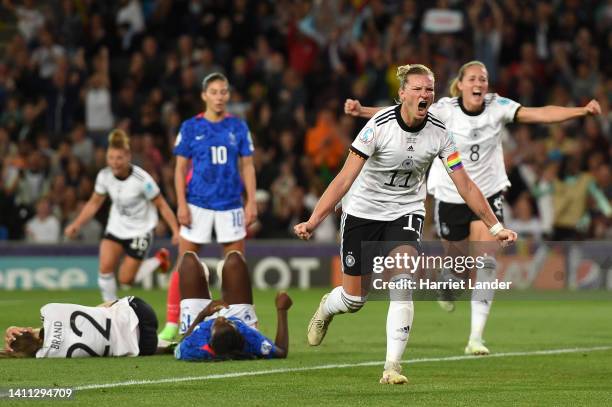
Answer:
[
  {"left": 154, "top": 248, "right": 171, "bottom": 273},
  {"left": 380, "top": 363, "right": 408, "bottom": 384},
  {"left": 158, "top": 324, "right": 179, "bottom": 346},
  {"left": 307, "top": 294, "right": 333, "bottom": 346},
  {"left": 464, "top": 339, "right": 490, "bottom": 355},
  {"left": 437, "top": 299, "right": 455, "bottom": 312}
]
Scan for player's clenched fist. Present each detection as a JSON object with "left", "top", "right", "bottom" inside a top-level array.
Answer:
[
  {"left": 275, "top": 292, "right": 293, "bottom": 311},
  {"left": 344, "top": 98, "right": 362, "bottom": 116},
  {"left": 294, "top": 222, "right": 314, "bottom": 240}
]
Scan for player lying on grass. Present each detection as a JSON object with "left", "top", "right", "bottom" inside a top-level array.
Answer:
[
  {"left": 173, "top": 251, "right": 292, "bottom": 360},
  {"left": 2, "top": 296, "right": 158, "bottom": 358}
]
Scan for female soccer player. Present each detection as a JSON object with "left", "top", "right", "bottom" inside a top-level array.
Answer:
[
  {"left": 65, "top": 129, "right": 180, "bottom": 301},
  {"left": 3, "top": 296, "right": 158, "bottom": 357},
  {"left": 295, "top": 64, "right": 516, "bottom": 384},
  {"left": 159, "top": 72, "right": 257, "bottom": 344},
  {"left": 344, "top": 60, "right": 602, "bottom": 356},
  {"left": 175, "top": 251, "right": 291, "bottom": 361}
]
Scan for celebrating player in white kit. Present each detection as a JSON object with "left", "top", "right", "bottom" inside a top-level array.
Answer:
[
  {"left": 65, "top": 130, "right": 180, "bottom": 302},
  {"left": 295, "top": 64, "right": 517, "bottom": 384},
  {"left": 2, "top": 296, "right": 158, "bottom": 357},
  {"left": 345, "top": 60, "right": 602, "bottom": 356}
]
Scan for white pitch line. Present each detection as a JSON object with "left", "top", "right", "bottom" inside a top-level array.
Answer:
[{"left": 74, "top": 345, "right": 612, "bottom": 391}]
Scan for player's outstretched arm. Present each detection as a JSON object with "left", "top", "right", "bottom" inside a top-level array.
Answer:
[
  {"left": 516, "top": 99, "right": 601, "bottom": 124},
  {"left": 449, "top": 169, "right": 517, "bottom": 246},
  {"left": 294, "top": 153, "right": 365, "bottom": 240},
  {"left": 344, "top": 99, "right": 386, "bottom": 119},
  {"left": 272, "top": 292, "right": 293, "bottom": 359},
  {"left": 64, "top": 192, "right": 106, "bottom": 239},
  {"left": 152, "top": 194, "right": 181, "bottom": 245}
]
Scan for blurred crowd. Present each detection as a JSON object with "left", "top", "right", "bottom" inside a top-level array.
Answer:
[{"left": 0, "top": 0, "right": 610, "bottom": 243}]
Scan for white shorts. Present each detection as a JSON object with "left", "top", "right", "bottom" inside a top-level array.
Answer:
[
  {"left": 180, "top": 204, "right": 246, "bottom": 244},
  {"left": 179, "top": 298, "right": 258, "bottom": 334}
]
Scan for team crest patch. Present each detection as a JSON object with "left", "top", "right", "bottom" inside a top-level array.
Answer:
[
  {"left": 497, "top": 97, "right": 510, "bottom": 105},
  {"left": 358, "top": 127, "right": 374, "bottom": 144},
  {"left": 441, "top": 222, "right": 450, "bottom": 236},
  {"left": 345, "top": 254, "right": 356, "bottom": 268},
  {"left": 228, "top": 132, "right": 237, "bottom": 145},
  {"left": 402, "top": 158, "right": 414, "bottom": 169},
  {"left": 260, "top": 340, "right": 273, "bottom": 355}
]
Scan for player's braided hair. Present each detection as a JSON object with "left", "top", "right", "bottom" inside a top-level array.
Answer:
[
  {"left": 449, "top": 61, "right": 487, "bottom": 97},
  {"left": 209, "top": 323, "right": 247, "bottom": 359},
  {"left": 396, "top": 64, "right": 435, "bottom": 90},
  {"left": 107, "top": 129, "right": 130, "bottom": 151}
]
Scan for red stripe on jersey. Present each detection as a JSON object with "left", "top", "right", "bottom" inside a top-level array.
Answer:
[
  {"left": 185, "top": 160, "right": 193, "bottom": 184},
  {"left": 201, "top": 343, "right": 216, "bottom": 356}
]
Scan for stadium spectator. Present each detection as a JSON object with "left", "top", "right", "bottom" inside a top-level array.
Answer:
[
  {"left": 0, "top": 0, "right": 607, "bottom": 242},
  {"left": 25, "top": 197, "right": 60, "bottom": 243}
]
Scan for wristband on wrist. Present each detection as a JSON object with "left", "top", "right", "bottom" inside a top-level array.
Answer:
[{"left": 489, "top": 222, "right": 504, "bottom": 236}]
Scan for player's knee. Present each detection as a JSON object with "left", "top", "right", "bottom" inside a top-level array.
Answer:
[
  {"left": 341, "top": 288, "right": 367, "bottom": 313},
  {"left": 179, "top": 251, "right": 201, "bottom": 276},
  {"left": 118, "top": 274, "right": 133, "bottom": 285},
  {"left": 223, "top": 251, "right": 246, "bottom": 273}
]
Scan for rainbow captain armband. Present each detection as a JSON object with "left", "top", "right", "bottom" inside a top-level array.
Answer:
[{"left": 445, "top": 151, "right": 464, "bottom": 173}]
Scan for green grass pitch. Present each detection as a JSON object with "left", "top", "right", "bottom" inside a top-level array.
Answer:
[{"left": 0, "top": 288, "right": 611, "bottom": 406}]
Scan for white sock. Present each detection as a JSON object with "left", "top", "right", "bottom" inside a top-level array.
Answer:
[
  {"left": 179, "top": 298, "right": 212, "bottom": 335},
  {"left": 385, "top": 300, "right": 414, "bottom": 370},
  {"left": 469, "top": 300, "right": 492, "bottom": 342},
  {"left": 469, "top": 256, "right": 496, "bottom": 342},
  {"left": 321, "top": 286, "right": 366, "bottom": 319},
  {"left": 134, "top": 257, "right": 161, "bottom": 283},
  {"left": 98, "top": 273, "right": 117, "bottom": 302}
]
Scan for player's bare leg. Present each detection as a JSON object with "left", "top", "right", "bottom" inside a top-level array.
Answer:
[
  {"left": 307, "top": 274, "right": 369, "bottom": 346},
  {"left": 219, "top": 250, "right": 252, "bottom": 306},
  {"left": 117, "top": 256, "right": 142, "bottom": 285},
  {"left": 98, "top": 239, "right": 123, "bottom": 301},
  {"left": 216, "top": 240, "right": 245, "bottom": 284},
  {"left": 178, "top": 251, "right": 212, "bottom": 300},
  {"left": 437, "top": 239, "right": 470, "bottom": 312}
]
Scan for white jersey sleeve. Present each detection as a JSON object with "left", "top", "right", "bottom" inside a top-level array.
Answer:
[
  {"left": 140, "top": 169, "right": 161, "bottom": 200},
  {"left": 94, "top": 170, "right": 108, "bottom": 195},
  {"left": 350, "top": 118, "right": 379, "bottom": 159},
  {"left": 36, "top": 298, "right": 140, "bottom": 358}
]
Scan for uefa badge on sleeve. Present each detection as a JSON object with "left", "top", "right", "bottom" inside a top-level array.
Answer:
[{"left": 359, "top": 128, "right": 374, "bottom": 144}]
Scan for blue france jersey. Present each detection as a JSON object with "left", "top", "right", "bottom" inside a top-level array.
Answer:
[
  {"left": 175, "top": 317, "right": 276, "bottom": 361},
  {"left": 174, "top": 114, "right": 254, "bottom": 210}
]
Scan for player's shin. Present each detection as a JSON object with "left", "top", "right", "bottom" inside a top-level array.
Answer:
[
  {"left": 385, "top": 275, "right": 414, "bottom": 368},
  {"left": 98, "top": 272, "right": 118, "bottom": 301}
]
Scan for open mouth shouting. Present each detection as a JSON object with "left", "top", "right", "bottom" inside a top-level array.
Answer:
[{"left": 417, "top": 99, "right": 428, "bottom": 115}]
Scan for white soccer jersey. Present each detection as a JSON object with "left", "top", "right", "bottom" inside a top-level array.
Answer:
[
  {"left": 94, "top": 165, "right": 160, "bottom": 239},
  {"left": 427, "top": 93, "right": 521, "bottom": 203},
  {"left": 342, "top": 105, "right": 462, "bottom": 221},
  {"left": 36, "top": 298, "right": 140, "bottom": 358}
]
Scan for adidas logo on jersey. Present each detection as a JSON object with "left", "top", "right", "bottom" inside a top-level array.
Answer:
[{"left": 407, "top": 145, "right": 414, "bottom": 151}]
